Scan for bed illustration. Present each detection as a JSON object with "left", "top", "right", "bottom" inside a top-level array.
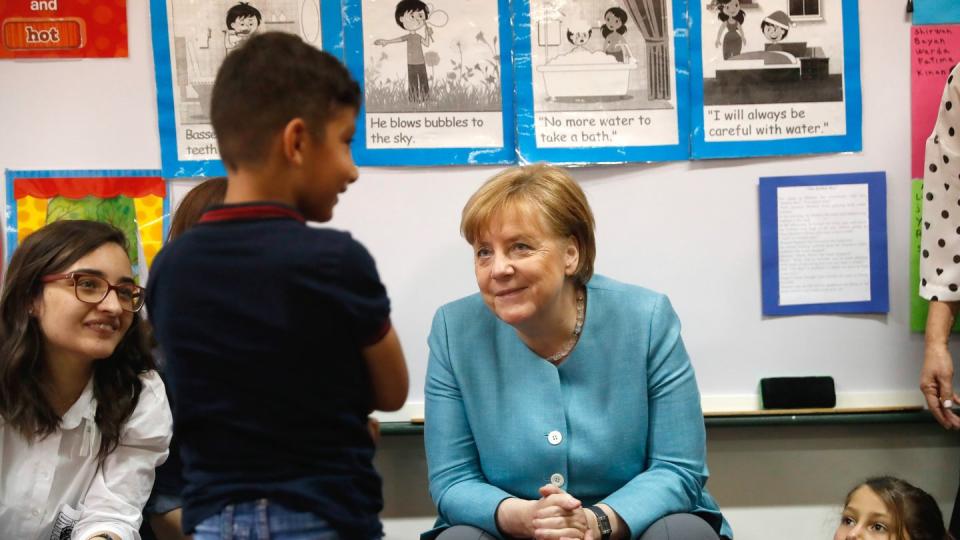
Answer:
[{"left": 714, "top": 42, "right": 829, "bottom": 86}]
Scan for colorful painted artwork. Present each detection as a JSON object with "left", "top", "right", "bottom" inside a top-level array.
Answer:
[
  {"left": 0, "top": 0, "right": 128, "bottom": 59},
  {"left": 343, "top": 0, "right": 515, "bottom": 165},
  {"left": 150, "top": 0, "right": 342, "bottom": 177},
  {"left": 690, "top": 0, "right": 862, "bottom": 159},
  {"left": 5, "top": 170, "right": 165, "bottom": 281},
  {"left": 513, "top": 0, "right": 688, "bottom": 164}
]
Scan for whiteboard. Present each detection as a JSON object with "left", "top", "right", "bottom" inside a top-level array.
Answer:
[{"left": 0, "top": 1, "right": 926, "bottom": 420}]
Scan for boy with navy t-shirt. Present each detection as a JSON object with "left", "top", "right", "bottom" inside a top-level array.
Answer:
[{"left": 146, "top": 32, "right": 408, "bottom": 539}]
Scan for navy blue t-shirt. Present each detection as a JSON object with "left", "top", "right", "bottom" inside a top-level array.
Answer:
[{"left": 146, "top": 203, "right": 390, "bottom": 538}]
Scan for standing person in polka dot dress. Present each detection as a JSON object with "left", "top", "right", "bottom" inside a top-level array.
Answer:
[{"left": 919, "top": 62, "right": 960, "bottom": 540}]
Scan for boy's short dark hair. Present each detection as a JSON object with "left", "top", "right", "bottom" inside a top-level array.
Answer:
[
  {"left": 225, "top": 2, "right": 262, "bottom": 28},
  {"left": 394, "top": 0, "right": 429, "bottom": 27},
  {"left": 210, "top": 32, "right": 361, "bottom": 171}
]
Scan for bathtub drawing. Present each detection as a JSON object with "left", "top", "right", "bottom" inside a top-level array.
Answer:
[{"left": 537, "top": 59, "right": 639, "bottom": 100}]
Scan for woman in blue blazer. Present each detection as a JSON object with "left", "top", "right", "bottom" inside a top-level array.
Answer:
[{"left": 424, "top": 164, "right": 732, "bottom": 540}]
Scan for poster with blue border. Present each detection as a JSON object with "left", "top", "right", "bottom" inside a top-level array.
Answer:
[
  {"left": 759, "top": 172, "right": 888, "bottom": 316},
  {"left": 691, "top": 0, "right": 862, "bottom": 159},
  {"left": 150, "top": 0, "right": 343, "bottom": 177},
  {"left": 514, "top": 0, "right": 690, "bottom": 164},
  {"left": 5, "top": 169, "right": 165, "bottom": 282},
  {"left": 342, "top": 0, "right": 515, "bottom": 166}
]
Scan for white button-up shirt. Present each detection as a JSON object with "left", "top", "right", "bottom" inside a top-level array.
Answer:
[{"left": 0, "top": 370, "right": 172, "bottom": 540}]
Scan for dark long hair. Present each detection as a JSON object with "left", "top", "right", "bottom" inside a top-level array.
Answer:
[
  {"left": 717, "top": 0, "right": 745, "bottom": 24},
  {"left": 0, "top": 220, "right": 156, "bottom": 461},
  {"left": 601, "top": 7, "right": 629, "bottom": 38},
  {"left": 845, "top": 477, "right": 953, "bottom": 540}
]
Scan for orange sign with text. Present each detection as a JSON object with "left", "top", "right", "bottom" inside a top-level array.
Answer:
[{"left": 0, "top": 1, "right": 127, "bottom": 59}]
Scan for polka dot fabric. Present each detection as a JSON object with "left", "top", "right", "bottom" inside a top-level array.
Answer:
[{"left": 920, "top": 63, "right": 960, "bottom": 301}]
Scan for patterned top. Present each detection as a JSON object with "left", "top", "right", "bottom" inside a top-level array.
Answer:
[{"left": 920, "top": 63, "right": 960, "bottom": 301}]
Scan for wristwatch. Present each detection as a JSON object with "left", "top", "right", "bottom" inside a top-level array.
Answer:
[{"left": 586, "top": 505, "right": 612, "bottom": 540}]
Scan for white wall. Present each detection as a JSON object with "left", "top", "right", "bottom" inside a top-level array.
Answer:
[{"left": 0, "top": 1, "right": 925, "bottom": 421}]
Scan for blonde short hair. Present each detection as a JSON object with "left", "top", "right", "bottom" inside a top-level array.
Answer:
[{"left": 461, "top": 163, "right": 596, "bottom": 285}]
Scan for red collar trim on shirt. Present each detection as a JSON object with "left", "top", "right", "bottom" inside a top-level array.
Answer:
[{"left": 199, "top": 204, "right": 306, "bottom": 224}]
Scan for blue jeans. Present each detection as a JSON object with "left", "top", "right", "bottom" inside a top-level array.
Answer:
[{"left": 193, "top": 499, "right": 342, "bottom": 540}]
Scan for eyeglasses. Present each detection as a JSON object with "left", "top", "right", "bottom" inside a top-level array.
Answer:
[{"left": 40, "top": 272, "right": 145, "bottom": 313}]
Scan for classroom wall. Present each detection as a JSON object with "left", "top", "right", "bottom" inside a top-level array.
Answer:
[
  {"left": 2, "top": 1, "right": 957, "bottom": 539},
  {"left": 0, "top": 0, "right": 927, "bottom": 422}
]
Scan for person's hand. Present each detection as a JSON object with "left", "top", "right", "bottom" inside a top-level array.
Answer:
[
  {"left": 921, "top": 343, "right": 960, "bottom": 429},
  {"left": 367, "top": 416, "right": 381, "bottom": 443},
  {"left": 425, "top": 25, "right": 434, "bottom": 38},
  {"left": 374, "top": 39, "right": 385, "bottom": 46},
  {"left": 532, "top": 484, "right": 593, "bottom": 540},
  {"left": 714, "top": 39, "right": 721, "bottom": 48}
]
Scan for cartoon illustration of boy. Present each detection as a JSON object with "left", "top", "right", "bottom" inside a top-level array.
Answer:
[
  {"left": 374, "top": 0, "right": 434, "bottom": 102},
  {"left": 761, "top": 10, "right": 792, "bottom": 50},
  {"left": 225, "top": 2, "right": 262, "bottom": 51},
  {"left": 565, "top": 20, "right": 593, "bottom": 53}
]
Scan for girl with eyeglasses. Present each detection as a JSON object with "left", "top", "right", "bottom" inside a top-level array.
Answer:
[{"left": 0, "top": 220, "right": 172, "bottom": 540}]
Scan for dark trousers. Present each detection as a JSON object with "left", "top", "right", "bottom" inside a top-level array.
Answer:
[
  {"left": 434, "top": 513, "right": 723, "bottom": 540},
  {"left": 408, "top": 63, "right": 429, "bottom": 102},
  {"left": 950, "top": 480, "right": 960, "bottom": 538}
]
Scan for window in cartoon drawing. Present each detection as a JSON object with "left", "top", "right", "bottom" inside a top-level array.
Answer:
[
  {"left": 362, "top": 0, "right": 503, "bottom": 115},
  {"left": 531, "top": 0, "right": 673, "bottom": 110},
  {"left": 225, "top": 2, "right": 262, "bottom": 51},
  {"left": 701, "top": 2, "right": 843, "bottom": 107}
]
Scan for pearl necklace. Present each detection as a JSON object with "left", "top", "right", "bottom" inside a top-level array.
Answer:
[{"left": 546, "top": 291, "right": 585, "bottom": 364}]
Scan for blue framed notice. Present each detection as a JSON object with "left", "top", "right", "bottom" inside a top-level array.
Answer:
[
  {"left": 150, "top": 0, "right": 343, "bottom": 177},
  {"left": 690, "top": 0, "right": 862, "bottom": 159},
  {"left": 914, "top": 0, "right": 960, "bottom": 25},
  {"left": 759, "top": 172, "right": 888, "bottom": 316},
  {"left": 342, "top": 0, "right": 515, "bottom": 166},
  {"left": 513, "top": 0, "right": 690, "bottom": 164}
]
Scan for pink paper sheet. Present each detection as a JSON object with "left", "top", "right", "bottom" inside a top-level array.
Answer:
[{"left": 911, "top": 25, "right": 960, "bottom": 179}]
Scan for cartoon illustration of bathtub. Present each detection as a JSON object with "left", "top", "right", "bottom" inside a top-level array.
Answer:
[{"left": 536, "top": 50, "right": 638, "bottom": 100}]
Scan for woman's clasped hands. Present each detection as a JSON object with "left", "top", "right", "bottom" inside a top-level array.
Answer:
[{"left": 498, "top": 484, "right": 596, "bottom": 540}]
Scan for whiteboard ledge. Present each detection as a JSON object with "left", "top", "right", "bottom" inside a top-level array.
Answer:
[{"left": 374, "top": 393, "right": 925, "bottom": 423}]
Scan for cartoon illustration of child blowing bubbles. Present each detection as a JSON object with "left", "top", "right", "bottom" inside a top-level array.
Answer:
[{"left": 374, "top": 0, "right": 435, "bottom": 102}]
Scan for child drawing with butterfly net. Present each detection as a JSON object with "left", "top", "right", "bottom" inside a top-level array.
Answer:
[{"left": 373, "top": 0, "right": 447, "bottom": 102}]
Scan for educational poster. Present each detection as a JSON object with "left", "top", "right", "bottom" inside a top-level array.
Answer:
[
  {"left": 343, "top": 0, "right": 515, "bottom": 165},
  {"left": 911, "top": 25, "right": 960, "bottom": 180},
  {"left": 0, "top": 1, "right": 128, "bottom": 59},
  {"left": 4, "top": 170, "right": 165, "bottom": 282},
  {"left": 691, "top": 0, "right": 862, "bottom": 159},
  {"left": 759, "top": 172, "right": 888, "bottom": 316},
  {"left": 150, "top": 0, "right": 342, "bottom": 177},
  {"left": 914, "top": 0, "right": 960, "bottom": 25},
  {"left": 513, "top": 0, "right": 689, "bottom": 164}
]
